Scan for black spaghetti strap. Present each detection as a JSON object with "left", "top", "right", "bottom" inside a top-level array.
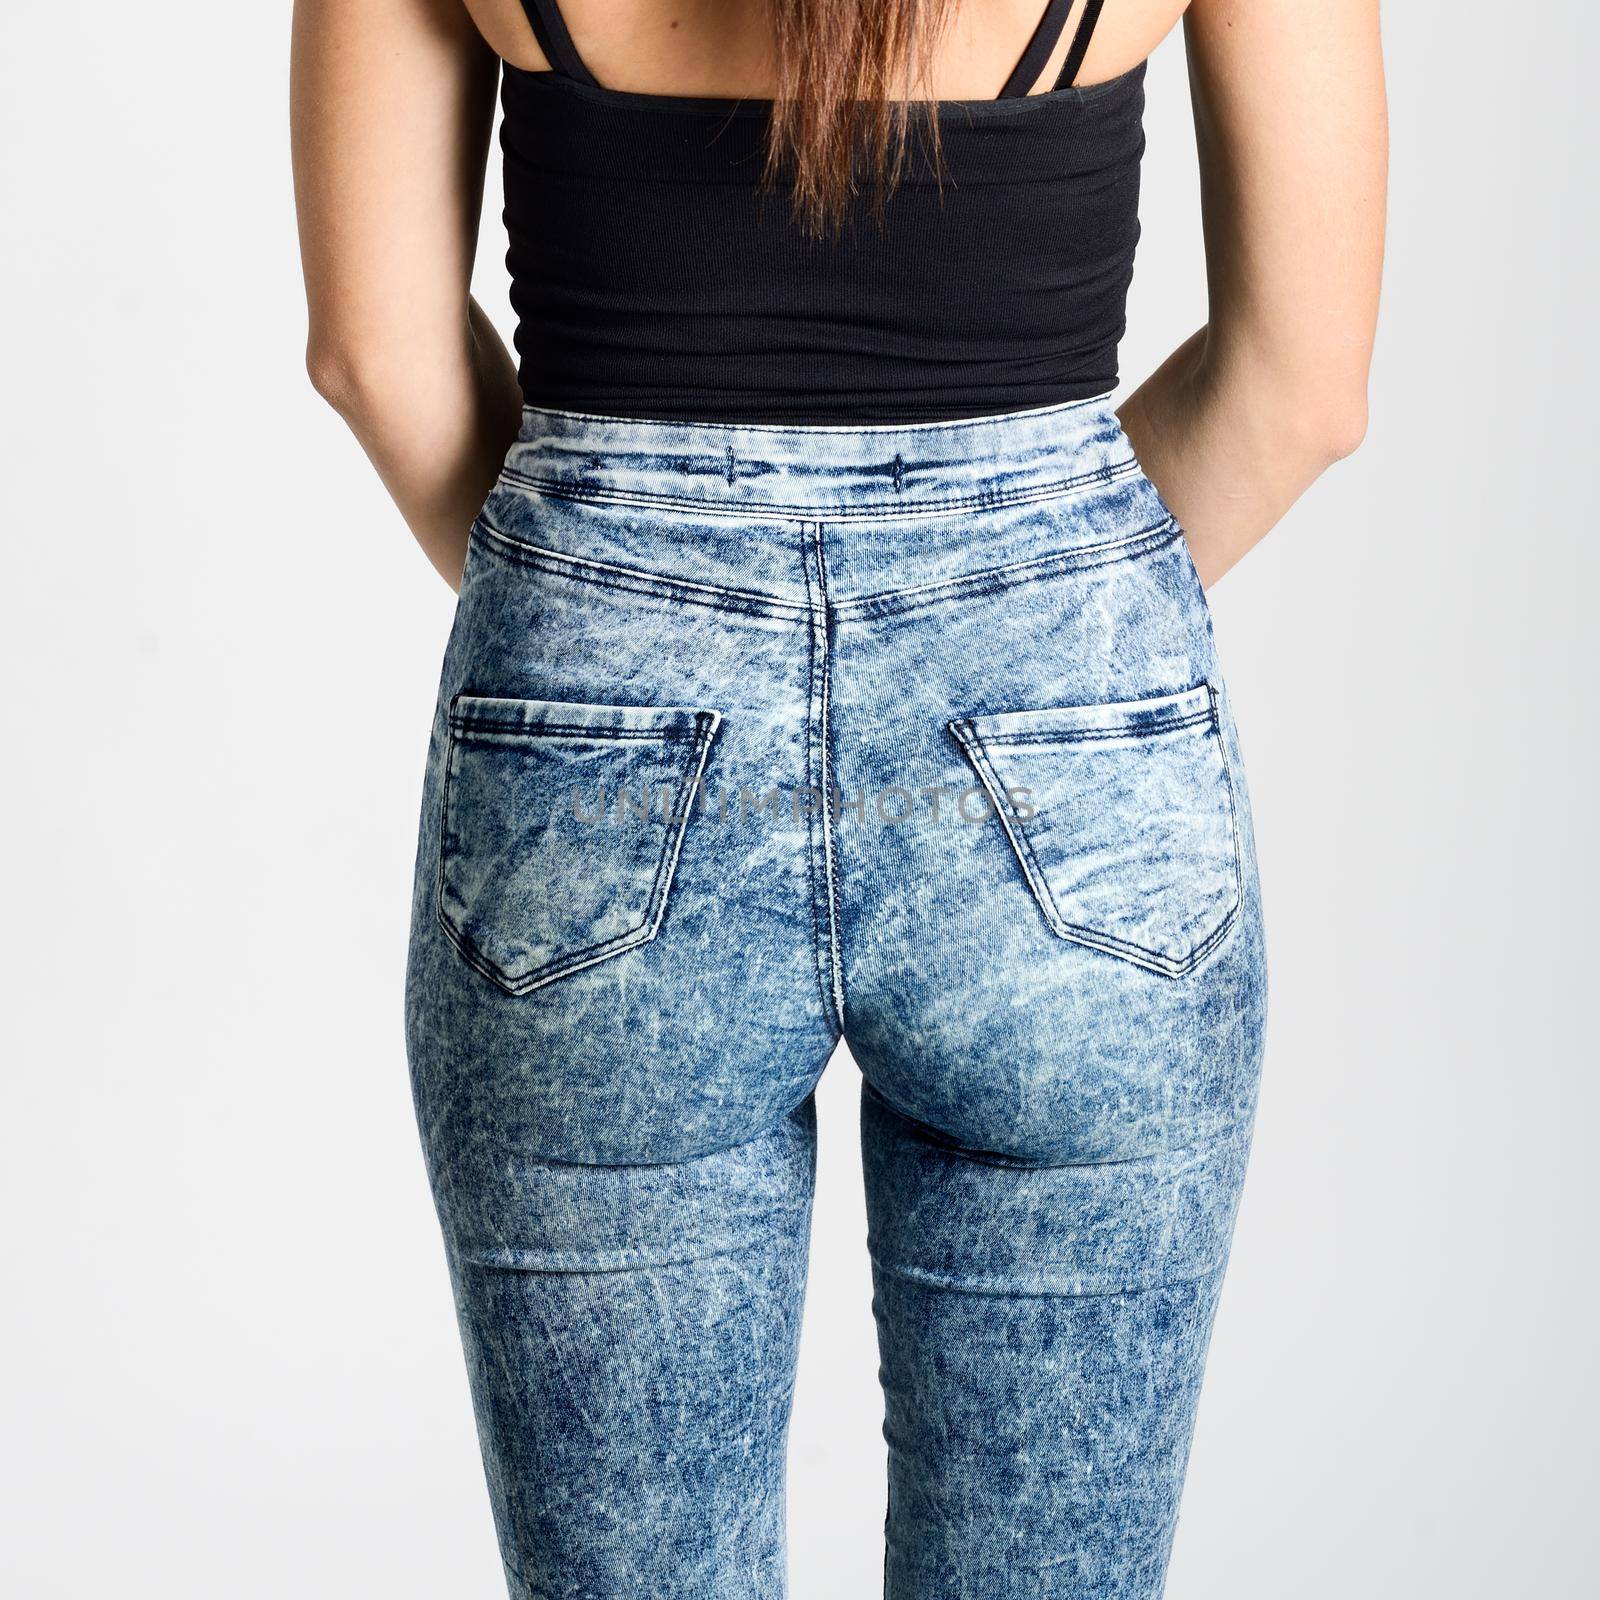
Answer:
[
  {"left": 517, "top": 0, "right": 599, "bottom": 88},
  {"left": 1055, "top": 0, "right": 1108, "bottom": 89},
  {"left": 998, "top": 0, "right": 1078, "bottom": 98}
]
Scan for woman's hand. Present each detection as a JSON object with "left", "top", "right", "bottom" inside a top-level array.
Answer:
[
  {"left": 291, "top": 0, "right": 525, "bottom": 590},
  {"left": 1120, "top": 0, "right": 1387, "bottom": 587}
]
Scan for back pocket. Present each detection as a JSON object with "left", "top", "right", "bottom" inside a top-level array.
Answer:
[
  {"left": 437, "top": 695, "right": 722, "bottom": 995},
  {"left": 949, "top": 683, "right": 1241, "bottom": 977}
]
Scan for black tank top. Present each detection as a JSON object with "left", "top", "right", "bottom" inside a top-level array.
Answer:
[{"left": 501, "top": 0, "right": 1144, "bottom": 424}]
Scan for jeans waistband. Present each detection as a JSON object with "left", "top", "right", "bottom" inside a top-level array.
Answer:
[{"left": 504, "top": 395, "right": 1136, "bottom": 521}]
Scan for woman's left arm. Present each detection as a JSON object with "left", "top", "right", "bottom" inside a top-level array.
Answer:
[
  {"left": 1119, "top": 0, "right": 1388, "bottom": 587},
  {"left": 292, "top": 0, "right": 524, "bottom": 589}
]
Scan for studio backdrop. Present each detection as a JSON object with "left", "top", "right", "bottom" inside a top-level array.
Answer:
[{"left": 1, "top": 3, "right": 1594, "bottom": 1596}]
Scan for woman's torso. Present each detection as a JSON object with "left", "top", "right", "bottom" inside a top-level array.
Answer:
[{"left": 466, "top": 0, "right": 1189, "bottom": 424}]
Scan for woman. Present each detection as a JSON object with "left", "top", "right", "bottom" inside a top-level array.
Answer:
[{"left": 291, "top": 0, "right": 1384, "bottom": 1592}]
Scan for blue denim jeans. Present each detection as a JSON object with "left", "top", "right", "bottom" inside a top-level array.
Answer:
[{"left": 405, "top": 396, "right": 1268, "bottom": 1598}]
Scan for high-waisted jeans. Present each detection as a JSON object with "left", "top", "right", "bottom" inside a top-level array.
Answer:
[{"left": 405, "top": 396, "right": 1268, "bottom": 1599}]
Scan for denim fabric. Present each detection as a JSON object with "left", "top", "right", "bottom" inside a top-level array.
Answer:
[{"left": 405, "top": 395, "right": 1268, "bottom": 1599}]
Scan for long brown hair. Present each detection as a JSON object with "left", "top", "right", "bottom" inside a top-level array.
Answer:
[{"left": 763, "top": 0, "right": 955, "bottom": 236}]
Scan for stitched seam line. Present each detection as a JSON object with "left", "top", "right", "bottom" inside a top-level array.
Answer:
[
  {"left": 835, "top": 521, "right": 1180, "bottom": 621},
  {"left": 797, "top": 523, "right": 840, "bottom": 1035},
  {"left": 1054, "top": 899, "right": 1241, "bottom": 976},
  {"left": 974, "top": 709, "right": 1214, "bottom": 747},
  {"left": 810, "top": 524, "right": 846, "bottom": 1028},
  {"left": 477, "top": 512, "right": 1180, "bottom": 626},
  {"left": 953, "top": 725, "right": 1071, "bottom": 945},
  {"left": 437, "top": 913, "right": 655, "bottom": 995},
  {"left": 457, "top": 1238, "right": 773, "bottom": 1276},
  {"left": 495, "top": 456, "right": 1140, "bottom": 522},
  {"left": 625, "top": 718, "right": 712, "bottom": 960},
  {"left": 449, "top": 722, "right": 702, "bottom": 742},
  {"left": 474, "top": 517, "right": 807, "bottom": 620},
  {"left": 867, "top": 1255, "right": 1228, "bottom": 1301},
  {"left": 1210, "top": 681, "right": 1249, "bottom": 961}
]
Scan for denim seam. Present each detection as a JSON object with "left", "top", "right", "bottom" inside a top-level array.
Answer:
[
  {"left": 477, "top": 509, "right": 1181, "bottom": 627},
  {"left": 498, "top": 1548, "right": 541, "bottom": 1600},
  {"left": 494, "top": 456, "right": 1141, "bottom": 522},
  {"left": 798, "top": 523, "right": 844, "bottom": 1036},
  {"left": 473, "top": 517, "right": 809, "bottom": 621},
  {"left": 450, "top": 720, "right": 703, "bottom": 742},
  {"left": 832, "top": 520, "right": 1180, "bottom": 622},
  {"left": 973, "top": 709, "right": 1215, "bottom": 748},
  {"left": 866, "top": 1253, "right": 1228, "bottom": 1301},
  {"left": 808, "top": 523, "right": 847, "bottom": 1028},
  {"left": 1209, "top": 680, "right": 1250, "bottom": 963},
  {"left": 454, "top": 1234, "right": 778, "bottom": 1275},
  {"left": 436, "top": 1125, "right": 816, "bottom": 1174}
]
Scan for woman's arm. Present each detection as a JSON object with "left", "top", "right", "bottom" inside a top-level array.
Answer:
[
  {"left": 291, "top": 0, "right": 524, "bottom": 589},
  {"left": 1119, "top": 0, "right": 1387, "bottom": 587}
]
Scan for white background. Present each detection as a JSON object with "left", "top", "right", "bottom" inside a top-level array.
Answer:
[{"left": 2, "top": 4, "right": 1595, "bottom": 1595}]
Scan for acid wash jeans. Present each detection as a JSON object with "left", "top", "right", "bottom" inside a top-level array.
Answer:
[{"left": 405, "top": 396, "right": 1268, "bottom": 1600}]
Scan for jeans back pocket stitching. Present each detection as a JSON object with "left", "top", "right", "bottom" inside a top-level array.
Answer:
[
  {"left": 949, "top": 687, "right": 1243, "bottom": 979},
  {"left": 434, "top": 708, "right": 721, "bottom": 996}
]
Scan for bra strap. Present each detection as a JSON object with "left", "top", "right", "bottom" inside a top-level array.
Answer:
[
  {"left": 1055, "top": 0, "right": 1108, "bottom": 89},
  {"left": 998, "top": 0, "right": 1078, "bottom": 98},
  {"left": 517, "top": 0, "right": 599, "bottom": 87}
]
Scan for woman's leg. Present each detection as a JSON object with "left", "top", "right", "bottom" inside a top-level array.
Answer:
[
  {"left": 854, "top": 792, "right": 1265, "bottom": 1597},
  {"left": 442, "top": 1105, "right": 817, "bottom": 1598},
  {"left": 832, "top": 489, "right": 1268, "bottom": 1597},
  {"left": 861, "top": 1088, "right": 1253, "bottom": 1598},
  {"left": 405, "top": 477, "right": 837, "bottom": 1596}
]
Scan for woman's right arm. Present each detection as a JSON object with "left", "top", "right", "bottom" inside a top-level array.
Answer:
[
  {"left": 291, "top": 0, "right": 525, "bottom": 589},
  {"left": 1118, "top": 0, "right": 1388, "bottom": 588}
]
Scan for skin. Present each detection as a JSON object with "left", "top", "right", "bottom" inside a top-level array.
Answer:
[{"left": 292, "top": 0, "right": 1385, "bottom": 590}]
